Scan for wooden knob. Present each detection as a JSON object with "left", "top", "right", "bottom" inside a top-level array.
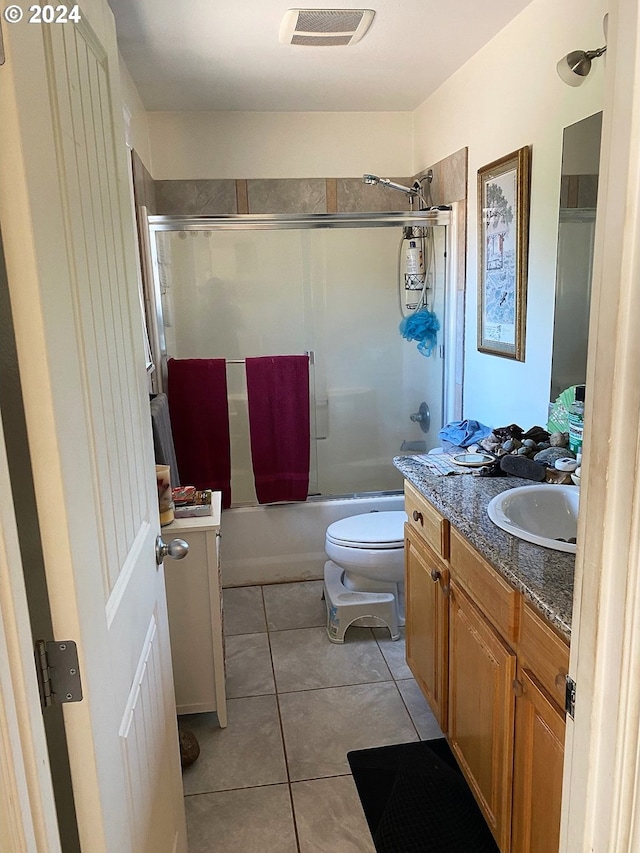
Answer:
[
  {"left": 430, "top": 568, "right": 441, "bottom": 582},
  {"left": 412, "top": 510, "right": 424, "bottom": 525},
  {"left": 512, "top": 678, "right": 524, "bottom": 697},
  {"left": 555, "top": 672, "right": 567, "bottom": 690}
]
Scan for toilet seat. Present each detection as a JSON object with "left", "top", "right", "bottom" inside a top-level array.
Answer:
[{"left": 326, "top": 511, "right": 407, "bottom": 550}]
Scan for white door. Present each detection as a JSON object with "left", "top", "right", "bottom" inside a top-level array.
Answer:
[
  {"left": 0, "top": 2, "right": 187, "bottom": 851},
  {"left": 0, "top": 406, "right": 62, "bottom": 853}
]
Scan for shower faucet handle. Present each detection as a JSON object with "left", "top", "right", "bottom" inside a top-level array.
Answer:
[{"left": 409, "top": 402, "right": 430, "bottom": 433}]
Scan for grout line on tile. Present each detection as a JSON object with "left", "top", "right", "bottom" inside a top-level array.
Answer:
[
  {"left": 290, "top": 772, "right": 353, "bottom": 784},
  {"left": 275, "top": 676, "right": 396, "bottom": 696},
  {"left": 394, "top": 679, "right": 423, "bottom": 740},
  {"left": 262, "top": 585, "right": 302, "bottom": 852},
  {"left": 183, "top": 780, "right": 291, "bottom": 798},
  {"left": 224, "top": 689, "right": 276, "bottom": 700}
]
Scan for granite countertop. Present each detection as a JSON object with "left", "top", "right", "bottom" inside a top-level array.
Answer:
[{"left": 394, "top": 456, "right": 575, "bottom": 640}]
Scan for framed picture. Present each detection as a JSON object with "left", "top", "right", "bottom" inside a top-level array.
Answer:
[{"left": 477, "top": 146, "right": 531, "bottom": 360}]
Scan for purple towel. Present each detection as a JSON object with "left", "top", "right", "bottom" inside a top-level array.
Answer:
[
  {"left": 167, "top": 358, "right": 231, "bottom": 508},
  {"left": 245, "top": 356, "right": 310, "bottom": 504}
]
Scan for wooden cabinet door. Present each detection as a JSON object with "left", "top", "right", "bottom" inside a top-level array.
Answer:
[
  {"left": 405, "top": 525, "right": 449, "bottom": 731},
  {"left": 512, "top": 669, "right": 565, "bottom": 853},
  {"left": 448, "top": 580, "right": 516, "bottom": 852}
]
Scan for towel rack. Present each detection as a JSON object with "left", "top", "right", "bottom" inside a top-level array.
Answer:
[{"left": 225, "top": 350, "right": 315, "bottom": 365}]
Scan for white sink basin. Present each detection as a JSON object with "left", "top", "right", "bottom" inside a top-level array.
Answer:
[{"left": 487, "top": 484, "right": 580, "bottom": 553}]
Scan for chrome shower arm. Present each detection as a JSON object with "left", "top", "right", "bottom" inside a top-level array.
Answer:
[
  {"left": 362, "top": 174, "right": 429, "bottom": 209},
  {"left": 378, "top": 178, "right": 418, "bottom": 195}
]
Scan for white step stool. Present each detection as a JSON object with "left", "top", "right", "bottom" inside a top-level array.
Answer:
[{"left": 323, "top": 560, "right": 400, "bottom": 644}]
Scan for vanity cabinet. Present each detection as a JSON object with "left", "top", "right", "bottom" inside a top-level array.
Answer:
[
  {"left": 405, "top": 525, "right": 449, "bottom": 731},
  {"left": 405, "top": 480, "right": 451, "bottom": 730},
  {"left": 163, "top": 492, "right": 227, "bottom": 726},
  {"left": 405, "top": 480, "right": 450, "bottom": 559},
  {"left": 511, "top": 668, "right": 566, "bottom": 853},
  {"left": 404, "top": 481, "right": 569, "bottom": 853},
  {"left": 448, "top": 527, "right": 519, "bottom": 849},
  {"left": 511, "top": 602, "right": 569, "bottom": 853}
]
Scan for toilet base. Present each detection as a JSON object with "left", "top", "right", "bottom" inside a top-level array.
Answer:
[{"left": 323, "top": 561, "right": 401, "bottom": 644}]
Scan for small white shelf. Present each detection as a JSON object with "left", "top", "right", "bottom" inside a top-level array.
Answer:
[{"left": 163, "top": 491, "right": 227, "bottom": 726}]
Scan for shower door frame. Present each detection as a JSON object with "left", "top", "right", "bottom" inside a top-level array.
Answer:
[{"left": 144, "top": 209, "right": 458, "bottom": 498}]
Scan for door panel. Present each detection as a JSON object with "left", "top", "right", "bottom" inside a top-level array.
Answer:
[
  {"left": 404, "top": 526, "right": 449, "bottom": 730},
  {"left": 512, "top": 669, "right": 565, "bottom": 853},
  {"left": 0, "top": 2, "right": 186, "bottom": 850},
  {"left": 448, "top": 580, "right": 516, "bottom": 852}
]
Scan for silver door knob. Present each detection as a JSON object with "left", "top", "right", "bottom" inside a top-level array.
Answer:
[{"left": 155, "top": 535, "right": 189, "bottom": 565}]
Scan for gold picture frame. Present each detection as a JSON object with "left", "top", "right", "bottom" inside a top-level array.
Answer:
[{"left": 477, "top": 146, "right": 531, "bottom": 360}]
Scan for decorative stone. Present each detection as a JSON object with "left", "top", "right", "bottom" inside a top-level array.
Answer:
[
  {"left": 516, "top": 446, "right": 529, "bottom": 455},
  {"left": 479, "top": 432, "right": 501, "bottom": 454},
  {"left": 503, "top": 438, "right": 521, "bottom": 452},
  {"left": 522, "top": 439, "right": 537, "bottom": 449},
  {"left": 533, "top": 447, "right": 576, "bottom": 466},
  {"left": 545, "top": 468, "right": 573, "bottom": 485},
  {"left": 549, "top": 432, "right": 569, "bottom": 448},
  {"left": 179, "top": 729, "right": 200, "bottom": 769},
  {"left": 500, "top": 454, "right": 546, "bottom": 481},
  {"left": 521, "top": 425, "right": 551, "bottom": 443},
  {"left": 555, "top": 457, "right": 579, "bottom": 472},
  {"left": 536, "top": 441, "right": 551, "bottom": 450}
]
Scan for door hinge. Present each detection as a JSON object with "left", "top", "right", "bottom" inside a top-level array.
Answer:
[
  {"left": 35, "top": 640, "right": 83, "bottom": 709},
  {"left": 565, "top": 674, "right": 576, "bottom": 719}
]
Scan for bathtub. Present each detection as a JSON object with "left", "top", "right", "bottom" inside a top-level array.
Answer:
[{"left": 220, "top": 492, "right": 404, "bottom": 587}]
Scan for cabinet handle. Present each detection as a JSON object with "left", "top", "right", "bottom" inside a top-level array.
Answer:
[
  {"left": 512, "top": 678, "right": 524, "bottom": 697},
  {"left": 430, "top": 568, "right": 441, "bottom": 582},
  {"left": 412, "top": 510, "right": 424, "bottom": 525}
]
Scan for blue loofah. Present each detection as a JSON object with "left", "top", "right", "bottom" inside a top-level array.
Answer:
[{"left": 399, "top": 308, "right": 440, "bottom": 357}]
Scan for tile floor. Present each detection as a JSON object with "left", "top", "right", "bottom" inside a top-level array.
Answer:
[{"left": 180, "top": 580, "right": 443, "bottom": 852}]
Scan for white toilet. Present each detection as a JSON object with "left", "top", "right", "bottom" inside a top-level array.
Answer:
[{"left": 323, "top": 510, "right": 408, "bottom": 643}]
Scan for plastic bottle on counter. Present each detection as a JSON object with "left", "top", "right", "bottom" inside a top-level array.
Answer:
[{"left": 568, "top": 385, "right": 585, "bottom": 455}]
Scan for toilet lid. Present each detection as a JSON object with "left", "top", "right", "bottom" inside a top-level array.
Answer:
[{"left": 326, "top": 511, "right": 408, "bottom": 549}]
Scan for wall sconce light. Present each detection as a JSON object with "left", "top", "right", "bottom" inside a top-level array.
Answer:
[{"left": 557, "top": 45, "right": 607, "bottom": 87}]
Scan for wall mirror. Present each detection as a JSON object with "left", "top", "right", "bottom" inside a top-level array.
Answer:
[{"left": 550, "top": 111, "right": 603, "bottom": 402}]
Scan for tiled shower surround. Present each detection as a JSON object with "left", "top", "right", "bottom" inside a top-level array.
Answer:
[{"left": 150, "top": 148, "right": 467, "bottom": 216}]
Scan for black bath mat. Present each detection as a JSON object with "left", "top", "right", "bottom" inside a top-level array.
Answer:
[{"left": 347, "top": 739, "right": 499, "bottom": 853}]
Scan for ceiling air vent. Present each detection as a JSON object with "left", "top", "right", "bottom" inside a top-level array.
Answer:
[{"left": 279, "top": 9, "right": 375, "bottom": 46}]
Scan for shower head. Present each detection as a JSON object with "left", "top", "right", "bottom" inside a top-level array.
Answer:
[{"left": 362, "top": 174, "right": 418, "bottom": 196}]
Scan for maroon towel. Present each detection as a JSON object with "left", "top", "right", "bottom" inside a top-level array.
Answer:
[
  {"left": 167, "top": 358, "right": 231, "bottom": 508},
  {"left": 245, "top": 356, "right": 310, "bottom": 504}
]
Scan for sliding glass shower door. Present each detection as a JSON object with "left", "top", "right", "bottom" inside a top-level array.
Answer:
[{"left": 152, "top": 217, "right": 449, "bottom": 505}]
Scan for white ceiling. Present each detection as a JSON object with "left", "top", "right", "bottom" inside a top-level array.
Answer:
[{"left": 109, "top": 0, "right": 534, "bottom": 112}]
